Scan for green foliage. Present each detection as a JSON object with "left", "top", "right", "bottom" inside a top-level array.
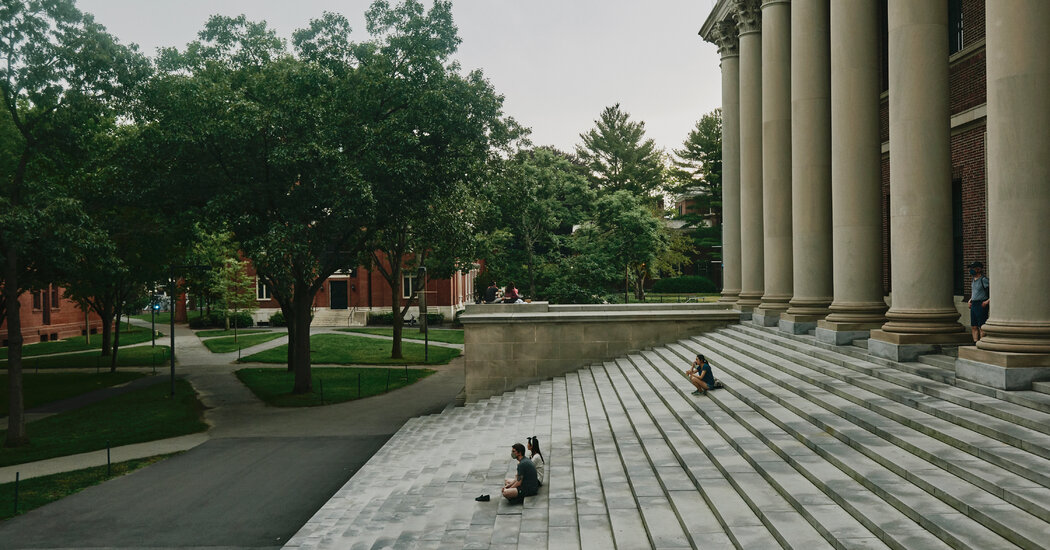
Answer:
[
  {"left": 340, "top": 327, "right": 464, "bottom": 344},
  {"left": 236, "top": 367, "right": 435, "bottom": 407},
  {"left": 201, "top": 332, "right": 284, "bottom": 353},
  {"left": 652, "top": 276, "right": 718, "bottom": 294},
  {"left": 268, "top": 311, "right": 287, "bottom": 327},
  {"left": 0, "top": 372, "right": 143, "bottom": 416},
  {"left": 187, "top": 312, "right": 253, "bottom": 329},
  {"left": 670, "top": 109, "right": 723, "bottom": 214},
  {"left": 1, "top": 347, "right": 170, "bottom": 370},
  {"left": 0, "top": 328, "right": 158, "bottom": 359},
  {"left": 0, "top": 379, "right": 205, "bottom": 467},
  {"left": 212, "top": 258, "right": 259, "bottom": 329},
  {"left": 576, "top": 104, "right": 666, "bottom": 199}
]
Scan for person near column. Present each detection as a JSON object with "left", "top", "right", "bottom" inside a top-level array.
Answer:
[{"left": 968, "top": 262, "right": 990, "bottom": 342}]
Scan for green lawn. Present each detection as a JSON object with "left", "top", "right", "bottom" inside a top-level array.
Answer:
[
  {"left": 0, "top": 327, "right": 162, "bottom": 360},
  {"left": 0, "top": 454, "right": 174, "bottom": 521},
  {"left": 0, "top": 379, "right": 206, "bottom": 467},
  {"left": 240, "top": 333, "right": 460, "bottom": 365},
  {"left": 339, "top": 327, "right": 464, "bottom": 345},
  {"left": 0, "top": 372, "right": 144, "bottom": 416},
  {"left": 2, "top": 346, "right": 171, "bottom": 371},
  {"left": 131, "top": 312, "right": 172, "bottom": 325},
  {"left": 620, "top": 292, "right": 722, "bottom": 304},
  {"left": 236, "top": 367, "right": 435, "bottom": 407},
  {"left": 201, "top": 332, "right": 285, "bottom": 353},
  {"left": 195, "top": 328, "right": 271, "bottom": 338}
]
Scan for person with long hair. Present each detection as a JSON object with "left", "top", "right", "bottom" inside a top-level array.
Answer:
[
  {"left": 527, "top": 436, "right": 545, "bottom": 486},
  {"left": 684, "top": 354, "right": 715, "bottom": 395}
]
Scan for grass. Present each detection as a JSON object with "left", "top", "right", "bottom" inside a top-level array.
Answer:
[
  {"left": 240, "top": 333, "right": 460, "bottom": 366},
  {"left": 131, "top": 312, "right": 172, "bottom": 325},
  {"left": 0, "top": 453, "right": 175, "bottom": 521},
  {"left": 619, "top": 292, "right": 722, "bottom": 304},
  {"left": 339, "top": 327, "right": 464, "bottom": 345},
  {"left": 195, "top": 328, "right": 271, "bottom": 338},
  {"left": 0, "top": 327, "right": 162, "bottom": 360},
  {"left": 1, "top": 346, "right": 171, "bottom": 371},
  {"left": 0, "top": 379, "right": 206, "bottom": 467},
  {"left": 236, "top": 367, "right": 435, "bottom": 407},
  {"left": 201, "top": 332, "right": 285, "bottom": 353},
  {"left": 0, "top": 372, "right": 144, "bottom": 416}
]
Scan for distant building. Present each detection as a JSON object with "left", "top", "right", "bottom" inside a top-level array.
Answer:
[{"left": 0, "top": 285, "right": 102, "bottom": 346}]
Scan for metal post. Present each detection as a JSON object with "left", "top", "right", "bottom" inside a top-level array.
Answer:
[
  {"left": 106, "top": 441, "right": 111, "bottom": 477},
  {"left": 170, "top": 271, "right": 176, "bottom": 397},
  {"left": 417, "top": 266, "right": 428, "bottom": 363},
  {"left": 13, "top": 472, "right": 18, "bottom": 515}
]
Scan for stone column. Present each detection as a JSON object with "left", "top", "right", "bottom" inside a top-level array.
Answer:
[
  {"left": 815, "top": 0, "right": 887, "bottom": 345},
  {"left": 753, "top": 0, "right": 792, "bottom": 327},
  {"left": 780, "top": 0, "right": 831, "bottom": 334},
  {"left": 714, "top": 20, "right": 741, "bottom": 304},
  {"left": 957, "top": 0, "right": 1050, "bottom": 389},
  {"left": 735, "top": 0, "right": 764, "bottom": 317},
  {"left": 869, "top": 0, "right": 969, "bottom": 361}
]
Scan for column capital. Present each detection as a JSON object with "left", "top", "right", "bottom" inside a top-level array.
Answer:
[
  {"left": 735, "top": 0, "right": 762, "bottom": 35},
  {"left": 713, "top": 18, "right": 740, "bottom": 57},
  {"left": 761, "top": 0, "right": 791, "bottom": 7}
]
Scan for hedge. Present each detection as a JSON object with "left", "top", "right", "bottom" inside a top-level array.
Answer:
[
  {"left": 188, "top": 311, "right": 254, "bottom": 329},
  {"left": 651, "top": 276, "right": 717, "bottom": 294}
]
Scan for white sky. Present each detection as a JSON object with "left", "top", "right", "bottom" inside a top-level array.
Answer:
[{"left": 77, "top": 0, "right": 723, "bottom": 154}]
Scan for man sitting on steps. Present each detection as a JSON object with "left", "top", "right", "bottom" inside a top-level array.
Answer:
[{"left": 502, "top": 443, "right": 539, "bottom": 504}]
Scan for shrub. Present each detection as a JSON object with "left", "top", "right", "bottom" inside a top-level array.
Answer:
[
  {"left": 651, "top": 276, "right": 717, "bottom": 294},
  {"left": 187, "top": 312, "right": 254, "bottom": 329},
  {"left": 269, "top": 311, "right": 286, "bottom": 327}
]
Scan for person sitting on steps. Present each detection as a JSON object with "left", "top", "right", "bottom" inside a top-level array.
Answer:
[
  {"left": 684, "top": 354, "right": 716, "bottom": 396},
  {"left": 502, "top": 443, "right": 539, "bottom": 504},
  {"left": 527, "top": 436, "right": 545, "bottom": 486}
]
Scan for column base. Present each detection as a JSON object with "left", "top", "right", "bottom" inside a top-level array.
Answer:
[
  {"left": 956, "top": 346, "right": 1050, "bottom": 390},
  {"left": 719, "top": 289, "right": 741, "bottom": 303},
  {"left": 868, "top": 329, "right": 972, "bottom": 362},
  {"left": 815, "top": 320, "right": 882, "bottom": 346},
  {"left": 752, "top": 310, "right": 782, "bottom": 327},
  {"left": 778, "top": 313, "right": 825, "bottom": 335}
]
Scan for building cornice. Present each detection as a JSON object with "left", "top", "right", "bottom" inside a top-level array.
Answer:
[
  {"left": 734, "top": 0, "right": 763, "bottom": 35},
  {"left": 699, "top": 0, "right": 735, "bottom": 41}
]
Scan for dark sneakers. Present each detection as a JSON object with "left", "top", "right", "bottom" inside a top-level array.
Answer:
[{"left": 475, "top": 494, "right": 490, "bottom": 502}]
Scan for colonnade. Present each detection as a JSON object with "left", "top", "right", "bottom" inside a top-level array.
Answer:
[{"left": 703, "top": 0, "right": 1050, "bottom": 389}]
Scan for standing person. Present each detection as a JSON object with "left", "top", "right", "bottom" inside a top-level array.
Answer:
[
  {"left": 502, "top": 443, "right": 539, "bottom": 504},
  {"left": 684, "top": 354, "right": 715, "bottom": 395},
  {"left": 527, "top": 436, "right": 545, "bottom": 486},
  {"left": 484, "top": 281, "right": 498, "bottom": 303},
  {"left": 968, "top": 261, "right": 990, "bottom": 342}
]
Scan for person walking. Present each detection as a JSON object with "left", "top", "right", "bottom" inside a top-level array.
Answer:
[{"left": 968, "top": 261, "right": 990, "bottom": 342}]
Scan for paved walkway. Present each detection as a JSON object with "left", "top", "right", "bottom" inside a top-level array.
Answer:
[{"left": 0, "top": 321, "right": 465, "bottom": 549}]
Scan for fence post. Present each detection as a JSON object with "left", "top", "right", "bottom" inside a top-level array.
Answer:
[{"left": 13, "top": 472, "right": 18, "bottom": 515}]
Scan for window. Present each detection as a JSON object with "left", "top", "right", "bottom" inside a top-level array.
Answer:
[
  {"left": 32, "top": 290, "right": 42, "bottom": 310},
  {"left": 948, "top": 0, "right": 964, "bottom": 54},
  {"left": 256, "top": 278, "right": 271, "bottom": 300},
  {"left": 402, "top": 275, "right": 417, "bottom": 299},
  {"left": 50, "top": 286, "right": 59, "bottom": 309}
]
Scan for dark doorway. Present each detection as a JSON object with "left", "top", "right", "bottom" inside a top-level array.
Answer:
[
  {"left": 42, "top": 288, "right": 51, "bottom": 325},
  {"left": 330, "top": 280, "right": 348, "bottom": 310},
  {"left": 952, "top": 179, "right": 964, "bottom": 296}
]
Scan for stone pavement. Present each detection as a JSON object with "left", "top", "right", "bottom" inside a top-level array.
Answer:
[
  {"left": 285, "top": 321, "right": 1050, "bottom": 549},
  {"left": 0, "top": 321, "right": 465, "bottom": 549}
]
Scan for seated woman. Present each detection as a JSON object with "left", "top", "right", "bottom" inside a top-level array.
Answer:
[
  {"left": 502, "top": 282, "right": 522, "bottom": 303},
  {"left": 527, "top": 436, "right": 545, "bottom": 486},
  {"left": 684, "top": 354, "right": 715, "bottom": 396}
]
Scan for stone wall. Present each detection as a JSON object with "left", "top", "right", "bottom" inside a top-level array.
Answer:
[{"left": 459, "top": 302, "right": 739, "bottom": 402}]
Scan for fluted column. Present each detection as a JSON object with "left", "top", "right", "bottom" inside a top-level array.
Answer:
[
  {"left": 781, "top": 0, "right": 831, "bottom": 334},
  {"left": 869, "top": 0, "right": 969, "bottom": 361},
  {"left": 815, "top": 0, "right": 887, "bottom": 345},
  {"left": 957, "top": 0, "right": 1050, "bottom": 389},
  {"left": 735, "top": 0, "right": 764, "bottom": 316},
  {"left": 714, "top": 19, "right": 741, "bottom": 304},
  {"left": 753, "top": 0, "right": 792, "bottom": 327}
]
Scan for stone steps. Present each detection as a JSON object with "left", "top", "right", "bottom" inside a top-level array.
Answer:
[{"left": 284, "top": 322, "right": 1050, "bottom": 549}]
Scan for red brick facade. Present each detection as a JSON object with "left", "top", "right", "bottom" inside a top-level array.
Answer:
[{"left": 0, "top": 285, "right": 103, "bottom": 347}]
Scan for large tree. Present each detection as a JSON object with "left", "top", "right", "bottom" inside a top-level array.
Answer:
[
  {"left": 148, "top": 15, "right": 375, "bottom": 394},
  {"left": 357, "top": 0, "right": 521, "bottom": 359},
  {"left": 0, "top": 0, "right": 145, "bottom": 446},
  {"left": 575, "top": 103, "right": 665, "bottom": 199}
]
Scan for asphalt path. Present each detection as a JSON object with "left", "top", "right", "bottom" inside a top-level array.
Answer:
[{"left": 0, "top": 322, "right": 465, "bottom": 549}]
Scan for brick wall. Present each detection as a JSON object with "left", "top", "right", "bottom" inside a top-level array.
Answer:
[
  {"left": 952, "top": 125, "right": 987, "bottom": 298},
  {"left": 0, "top": 286, "right": 102, "bottom": 346},
  {"left": 950, "top": 49, "right": 986, "bottom": 114}
]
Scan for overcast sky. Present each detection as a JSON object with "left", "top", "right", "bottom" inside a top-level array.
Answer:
[{"left": 77, "top": 0, "right": 723, "bottom": 154}]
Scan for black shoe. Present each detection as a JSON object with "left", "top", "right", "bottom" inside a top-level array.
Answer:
[{"left": 475, "top": 494, "right": 490, "bottom": 502}]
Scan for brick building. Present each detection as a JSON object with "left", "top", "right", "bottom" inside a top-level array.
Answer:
[{"left": 0, "top": 285, "right": 102, "bottom": 347}]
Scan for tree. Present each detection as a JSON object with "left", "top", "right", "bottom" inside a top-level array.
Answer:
[
  {"left": 575, "top": 104, "right": 665, "bottom": 199},
  {"left": 357, "top": 0, "right": 521, "bottom": 359},
  {"left": 588, "top": 191, "right": 667, "bottom": 302},
  {"left": 671, "top": 109, "right": 723, "bottom": 219},
  {"left": 212, "top": 258, "right": 257, "bottom": 341},
  {"left": 148, "top": 15, "right": 374, "bottom": 394},
  {"left": 0, "top": 0, "right": 146, "bottom": 446}
]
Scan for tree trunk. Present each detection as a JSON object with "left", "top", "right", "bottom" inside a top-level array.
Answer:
[
  {"left": 4, "top": 243, "right": 28, "bottom": 447},
  {"left": 281, "top": 301, "right": 295, "bottom": 372},
  {"left": 526, "top": 245, "right": 537, "bottom": 300},
  {"left": 390, "top": 263, "right": 403, "bottom": 359},
  {"left": 99, "top": 303, "right": 115, "bottom": 356},
  {"left": 634, "top": 269, "right": 647, "bottom": 302},
  {"left": 290, "top": 291, "right": 313, "bottom": 394},
  {"left": 110, "top": 308, "right": 122, "bottom": 372}
]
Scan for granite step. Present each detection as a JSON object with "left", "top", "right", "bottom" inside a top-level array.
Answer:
[
  {"left": 1033, "top": 381, "right": 1050, "bottom": 396},
  {"left": 686, "top": 333, "right": 1048, "bottom": 549},
  {"left": 729, "top": 323, "right": 1050, "bottom": 441}
]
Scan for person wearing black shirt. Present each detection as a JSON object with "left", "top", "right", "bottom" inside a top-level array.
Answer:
[
  {"left": 502, "top": 443, "right": 538, "bottom": 504},
  {"left": 484, "top": 281, "right": 498, "bottom": 303}
]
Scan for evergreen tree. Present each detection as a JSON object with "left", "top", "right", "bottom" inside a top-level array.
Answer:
[{"left": 575, "top": 104, "right": 665, "bottom": 200}]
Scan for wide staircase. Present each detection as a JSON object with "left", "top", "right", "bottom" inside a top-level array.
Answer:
[{"left": 284, "top": 322, "right": 1050, "bottom": 549}]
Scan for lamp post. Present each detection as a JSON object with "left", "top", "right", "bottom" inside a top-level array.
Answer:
[{"left": 417, "top": 266, "right": 428, "bottom": 363}]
